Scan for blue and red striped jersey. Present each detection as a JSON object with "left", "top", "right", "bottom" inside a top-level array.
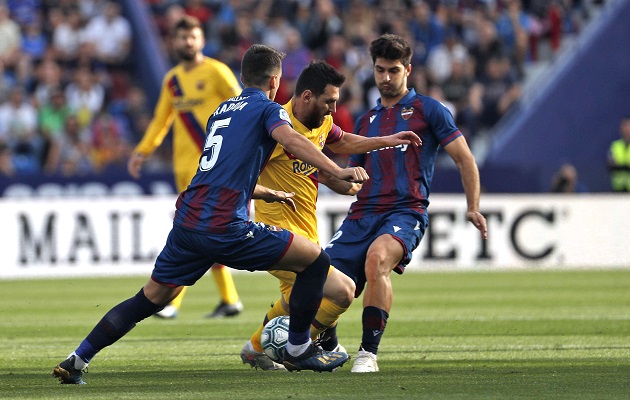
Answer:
[
  {"left": 173, "top": 88, "right": 292, "bottom": 233},
  {"left": 347, "top": 88, "right": 461, "bottom": 219}
]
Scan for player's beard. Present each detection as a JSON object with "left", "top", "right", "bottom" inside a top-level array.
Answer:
[
  {"left": 177, "top": 47, "right": 197, "bottom": 61},
  {"left": 378, "top": 80, "right": 406, "bottom": 99},
  {"left": 303, "top": 112, "right": 327, "bottom": 130}
]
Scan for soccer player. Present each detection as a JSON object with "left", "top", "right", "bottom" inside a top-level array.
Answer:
[
  {"left": 324, "top": 34, "right": 488, "bottom": 373},
  {"left": 240, "top": 61, "right": 421, "bottom": 370},
  {"left": 52, "top": 44, "right": 369, "bottom": 384},
  {"left": 127, "top": 16, "right": 243, "bottom": 319}
]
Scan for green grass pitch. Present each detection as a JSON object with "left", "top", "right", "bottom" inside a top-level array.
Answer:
[{"left": 1, "top": 269, "right": 629, "bottom": 399}]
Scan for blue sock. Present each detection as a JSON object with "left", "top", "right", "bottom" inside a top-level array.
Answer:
[
  {"left": 288, "top": 250, "right": 329, "bottom": 345},
  {"left": 360, "top": 306, "right": 389, "bottom": 355},
  {"left": 75, "top": 288, "right": 163, "bottom": 363}
]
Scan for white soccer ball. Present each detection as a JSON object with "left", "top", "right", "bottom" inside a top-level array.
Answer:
[{"left": 260, "top": 316, "right": 289, "bottom": 362}]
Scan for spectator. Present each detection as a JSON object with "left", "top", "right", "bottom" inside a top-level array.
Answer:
[
  {"left": 0, "top": 141, "right": 14, "bottom": 176},
  {"left": 607, "top": 117, "right": 630, "bottom": 192},
  {"left": 0, "top": 4, "right": 22, "bottom": 70},
  {"left": 468, "top": 53, "right": 521, "bottom": 135},
  {"left": 550, "top": 163, "right": 588, "bottom": 193},
  {"left": 82, "top": 1, "right": 132, "bottom": 70},
  {"left": 56, "top": 114, "right": 94, "bottom": 176},
  {"left": 21, "top": 22, "right": 48, "bottom": 62},
  {"left": 426, "top": 27, "right": 469, "bottom": 84},
  {"left": 32, "top": 58, "right": 64, "bottom": 107},
  {"left": 183, "top": 0, "right": 213, "bottom": 25},
  {"left": 89, "top": 111, "right": 130, "bottom": 173},
  {"left": 0, "top": 85, "right": 40, "bottom": 173},
  {"left": 408, "top": 0, "right": 445, "bottom": 65},
  {"left": 52, "top": 6, "right": 85, "bottom": 68},
  {"left": 64, "top": 67, "right": 105, "bottom": 129}
]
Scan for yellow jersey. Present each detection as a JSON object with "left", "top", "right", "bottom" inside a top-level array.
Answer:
[
  {"left": 134, "top": 57, "right": 241, "bottom": 192},
  {"left": 255, "top": 99, "right": 344, "bottom": 243}
]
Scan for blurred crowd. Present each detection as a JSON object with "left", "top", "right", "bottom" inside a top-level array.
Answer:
[{"left": 0, "top": 0, "right": 599, "bottom": 178}]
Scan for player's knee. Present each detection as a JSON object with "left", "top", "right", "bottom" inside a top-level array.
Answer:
[
  {"left": 328, "top": 282, "right": 355, "bottom": 308},
  {"left": 365, "top": 252, "right": 393, "bottom": 282},
  {"left": 300, "top": 249, "right": 330, "bottom": 278}
]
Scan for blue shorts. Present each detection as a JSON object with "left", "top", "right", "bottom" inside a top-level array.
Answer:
[
  {"left": 324, "top": 210, "right": 427, "bottom": 297},
  {"left": 152, "top": 222, "right": 293, "bottom": 286}
]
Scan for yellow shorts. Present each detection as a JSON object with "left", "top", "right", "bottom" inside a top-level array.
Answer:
[{"left": 268, "top": 267, "right": 335, "bottom": 301}]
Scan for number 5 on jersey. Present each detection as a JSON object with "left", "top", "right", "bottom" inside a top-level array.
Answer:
[{"left": 200, "top": 117, "right": 230, "bottom": 171}]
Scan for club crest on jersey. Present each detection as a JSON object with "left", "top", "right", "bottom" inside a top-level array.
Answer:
[
  {"left": 401, "top": 107, "right": 414, "bottom": 120},
  {"left": 196, "top": 80, "right": 205, "bottom": 90}
]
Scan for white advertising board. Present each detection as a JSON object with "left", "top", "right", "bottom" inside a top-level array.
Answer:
[{"left": 1, "top": 194, "right": 628, "bottom": 279}]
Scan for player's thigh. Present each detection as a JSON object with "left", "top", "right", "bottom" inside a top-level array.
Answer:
[
  {"left": 365, "top": 234, "right": 405, "bottom": 277},
  {"left": 273, "top": 232, "right": 323, "bottom": 272}
]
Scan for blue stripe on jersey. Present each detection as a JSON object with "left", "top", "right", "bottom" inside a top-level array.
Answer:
[
  {"left": 173, "top": 88, "right": 291, "bottom": 233},
  {"left": 325, "top": 123, "right": 343, "bottom": 144},
  {"left": 348, "top": 88, "right": 461, "bottom": 219}
]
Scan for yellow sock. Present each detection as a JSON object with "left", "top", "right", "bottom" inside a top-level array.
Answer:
[
  {"left": 250, "top": 297, "right": 288, "bottom": 353},
  {"left": 169, "top": 286, "right": 188, "bottom": 310},
  {"left": 310, "top": 298, "right": 348, "bottom": 340},
  {"left": 211, "top": 264, "right": 239, "bottom": 304}
]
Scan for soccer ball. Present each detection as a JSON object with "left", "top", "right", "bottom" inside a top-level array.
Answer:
[{"left": 261, "top": 316, "right": 289, "bottom": 362}]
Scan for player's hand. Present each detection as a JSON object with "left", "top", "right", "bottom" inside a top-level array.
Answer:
[
  {"left": 388, "top": 131, "right": 422, "bottom": 147},
  {"left": 127, "top": 152, "right": 146, "bottom": 179},
  {"left": 263, "top": 190, "right": 297, "bottom": 212},
  {"left": 466, "top": 211, "right": 488, "bottom": 240},
  {"left": 338, "top": 166, "right": 369, "bottom": 183}
]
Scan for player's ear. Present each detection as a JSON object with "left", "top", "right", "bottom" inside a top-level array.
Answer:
[
  {"left": 302, "top": 90, "right": 312, "bottom": 103},
  {"left": 269, "top": 74, "right": 279, "bottom": 90},
  {"left": 405, "top": 63, "right": 412, "bottom": 77}
]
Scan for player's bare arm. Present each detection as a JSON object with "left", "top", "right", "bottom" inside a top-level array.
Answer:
[
  {"left": 319, "top": 170, "right": 363, "bottom": 195},
  {"left": 444, "top": 136, "right": 488, "bottom": 240},
  {"left": 127, "top": 152, "right": 147, "bottom": 179},
  {"left": 271, "top": 124, "right": 369, "bottom": 183},
  {"left": 252, "top": 184, "right": 297, "bottom": 212},
  {"left": 326, "top": 130, "right": 421, "bottom": 154}
]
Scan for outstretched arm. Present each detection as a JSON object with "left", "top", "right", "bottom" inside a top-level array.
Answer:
[
  {"left": 444, "top": 136, "right": 488, "bottom": 240},
  {"left": 319, "top": 170, "right": 362, "bottom": 195},
  {"left": 271, "top": 124, "right": 369, "bottom": 183},
  {"left": 326, "top": 130, "right": 421, "bottom": 154}
]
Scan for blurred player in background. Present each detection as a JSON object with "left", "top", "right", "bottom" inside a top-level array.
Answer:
[
  {"left": 240, "top": 61, "right": 421, "bottom": 370},
  {"left": 53, "top": 44, "right": 367, "bottom": 384},
  {"left": 324, "top": 34, "right": 488, "bottom": 372},
  {"left": 607, "top": 116, "right": 630, "bottom": 192},
  {"left": 127, "top": 16, "right": 243, "bottom": 319}
]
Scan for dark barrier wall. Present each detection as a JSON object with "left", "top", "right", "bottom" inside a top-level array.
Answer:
[
  {"left": 484, "top": 0, "right": 630, "bottom": 193},
  {"left": 119, "top": 0, "right": 168, "bottom": 109}
]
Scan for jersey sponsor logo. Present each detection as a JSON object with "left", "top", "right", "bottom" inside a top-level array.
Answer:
[
  {"left": 279, "top": 109, "right": 291, "bottom": 123},
  {"left": 292, "top": 160, "right": 317, "bottom": 176},
  {"left": 401, "top": 106, "right": 414, "bottom": 120},
  {"left": 366, "top": 143, "right": 409, "bottom": 153}
]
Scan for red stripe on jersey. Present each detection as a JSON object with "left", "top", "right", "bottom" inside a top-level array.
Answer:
[
  {"left": 325, "top": 123, "right": 343, "bottom": 144},
  {"left": 181, "top": 185, "right": 210, "bottom": 231},
  {"left": 179, "top": 111, "right": 206, "bottom": 152},
  {"left": 208, "top": 186, "right": 240, "bottom": 230}
]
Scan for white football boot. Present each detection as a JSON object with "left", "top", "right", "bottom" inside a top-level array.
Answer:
[
  {"left": 240, "top": 340, "right": 286, "bottom": 371},
  {"left": 351, "top": 349, "right": 379, "bottom": 373}
]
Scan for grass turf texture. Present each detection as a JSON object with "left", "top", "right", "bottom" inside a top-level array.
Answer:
[{"left": 1, "top": 270, "right": 629, "bottom": 399}]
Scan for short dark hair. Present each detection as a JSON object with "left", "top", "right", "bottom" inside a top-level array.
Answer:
[
  {"left": 241, "top": 44, "right": 285, "bottom": 87},
  {"left": 369, "top": 34, "right": 413, "bottom": 67},
  {"left": 173, "top": 16, "right": 202, "bottom": 35},
  {"left": 295, "top": 61, "right": 345, "bottom": 97}
]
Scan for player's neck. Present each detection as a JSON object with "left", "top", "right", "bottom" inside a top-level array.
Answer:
[
  {"left": 380, "top": 89, "right": 409, "bottom": 108},
  {"left": 181, "top": 53, "right": 204, "bottom": 71}
]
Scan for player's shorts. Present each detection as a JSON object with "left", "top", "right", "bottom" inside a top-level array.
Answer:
[
  {"left": 324, "top": 210, "right": 427, "bottom": 297},
  {"left": 152, "top": 222, "right": 293, "bottom": 287}
]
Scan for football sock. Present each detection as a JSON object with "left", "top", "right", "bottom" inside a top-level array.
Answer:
[
  {"left": 318, "top": 324, "right": 339, "bottom": 351},
  {"left": 250, "top": 298, "right": 288, "bottom": 353},
  {"left": 360, "top": 306, "right": 389, "bottom": 355},
  {"left": 288, "top": 249, "right": 329, "bottom": 346},
  {"left": 168, "top": 286, "right": 188, "bottom": 310},
  {"left": 212, "top": 264, "right": 240, "bottom": 304},
  {"left": 311, "top": 298, "right": 348, "bottom": 340},
  {"left": 286, "top": 339, "right": 312, "bottom": 357},
  {"left": 75, "top": 288, "right": 163, "bottom": 363}
]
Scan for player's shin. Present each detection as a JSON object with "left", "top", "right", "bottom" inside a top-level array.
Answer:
[
  {"left": 76, "top": 288, "right": 164, "bottom": 363},
  {"left": 286, "top": 250, "right": 329, "bottom": 355}
]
